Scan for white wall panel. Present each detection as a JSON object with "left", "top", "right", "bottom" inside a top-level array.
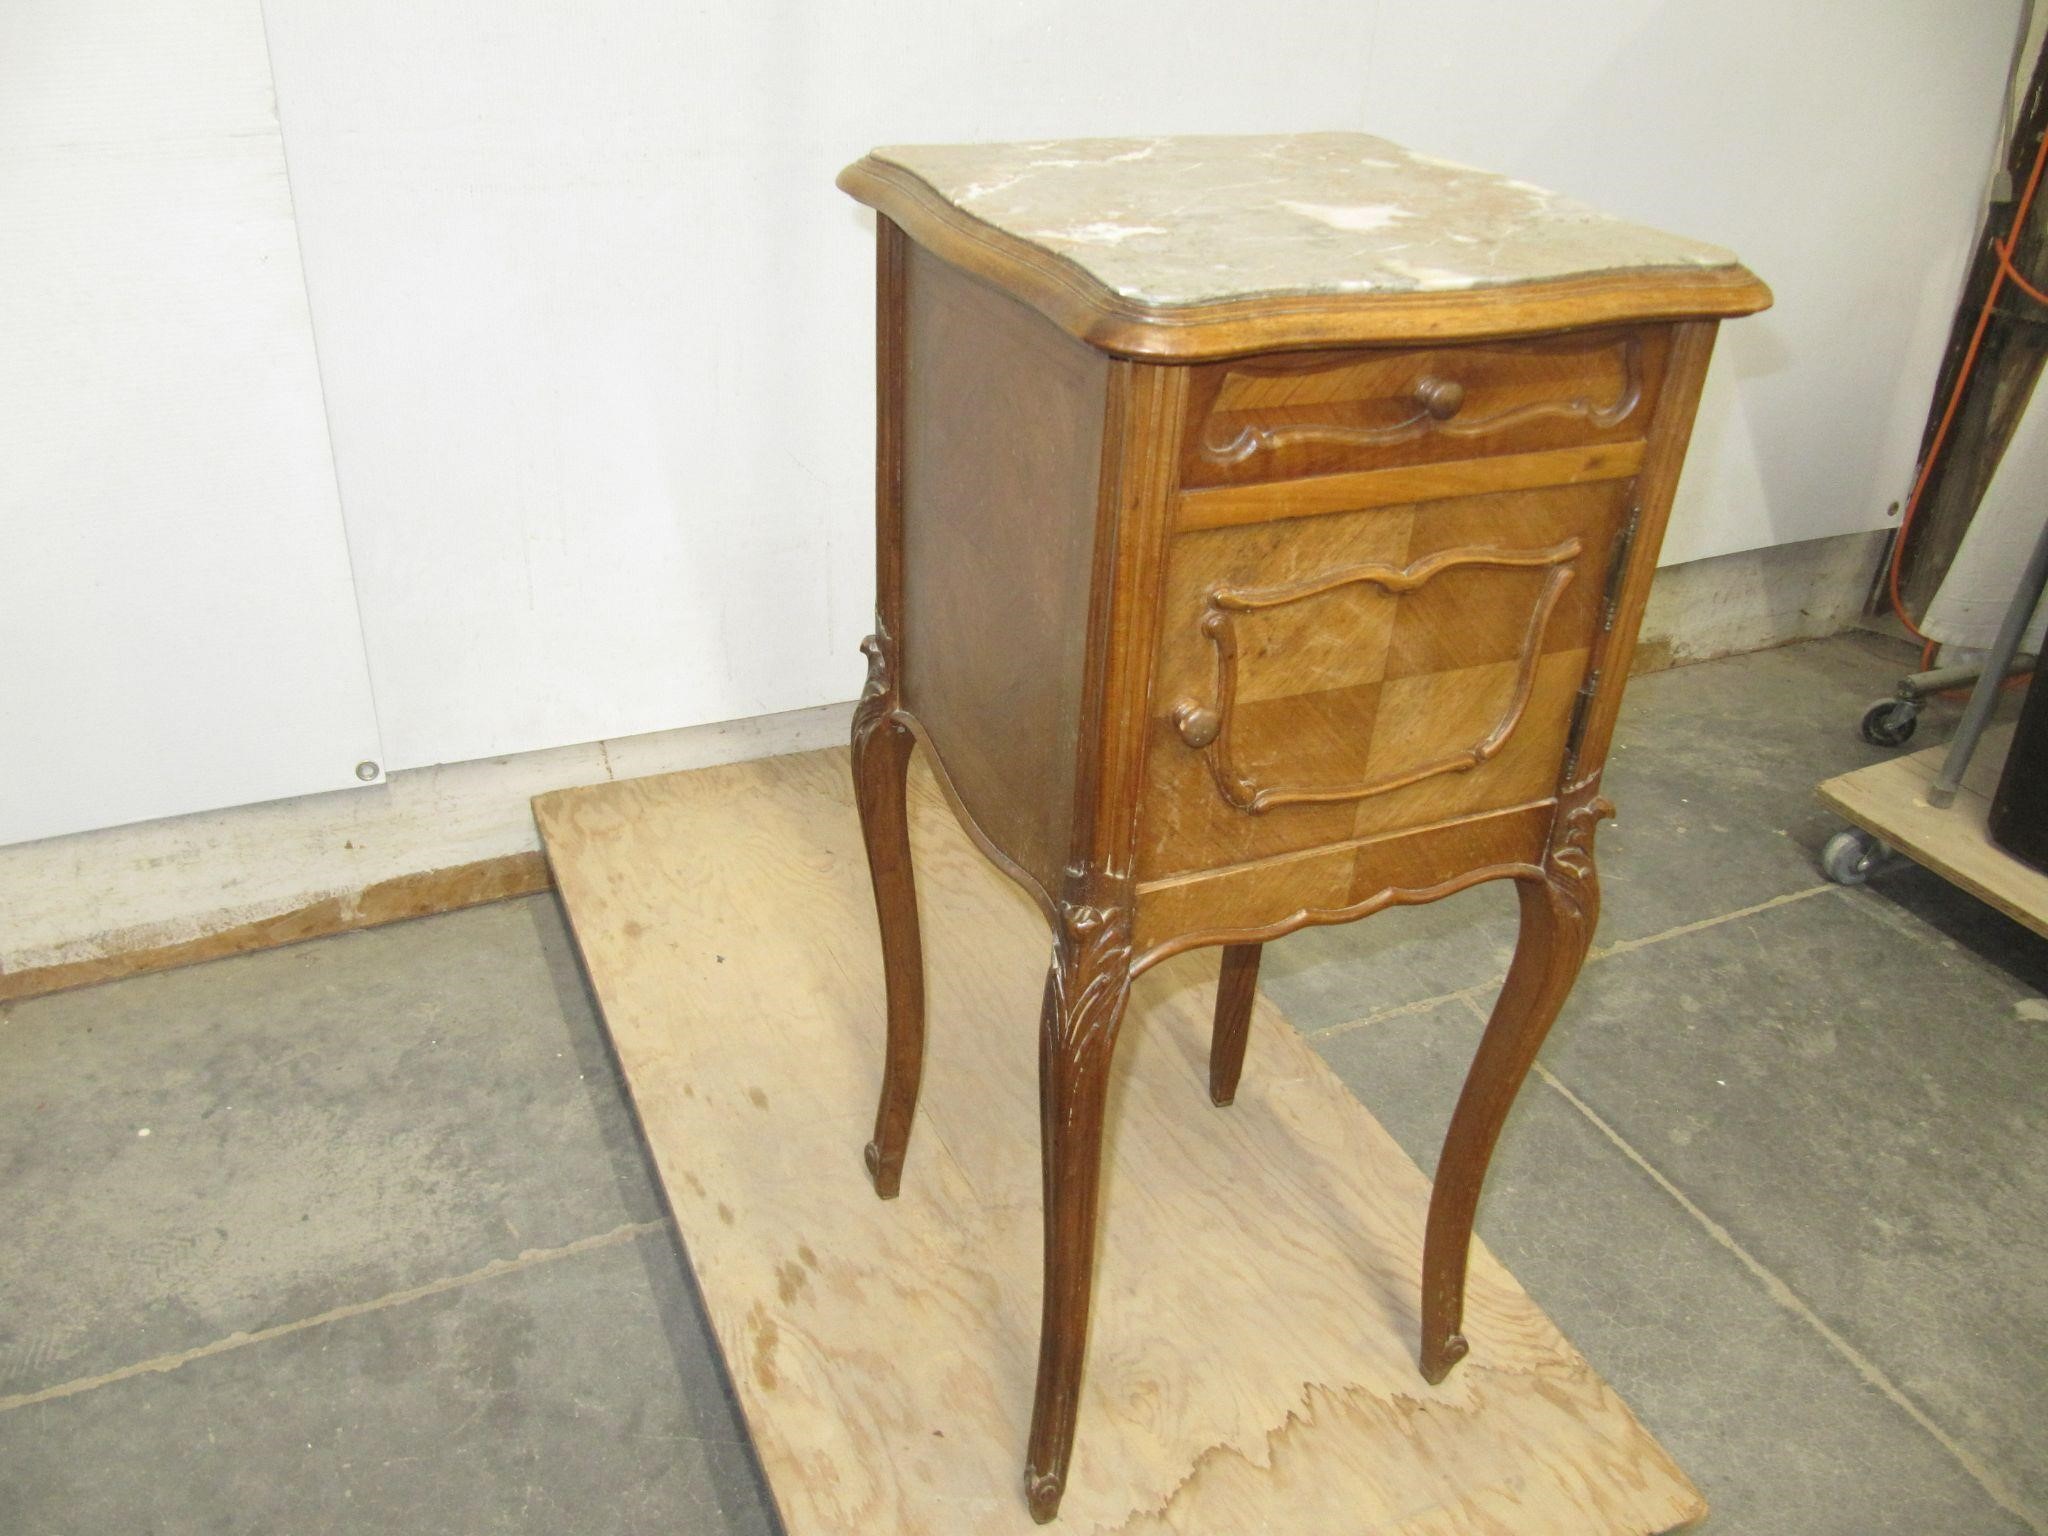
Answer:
[
  {"left": 262, "top": 0, "right": 1386, "bottom": 771},
  {"left": 1352, "top": 0, "right": 2018, "bottom": 565},
  {"left": 0, "top": 0, "right": 383, "bottom": 846},
  {"left": 262, "top": 0, "right": 2017, "bottom": 771}
]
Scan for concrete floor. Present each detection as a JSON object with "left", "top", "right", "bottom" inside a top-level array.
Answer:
[{"left": 3, "top": 632, "right": 2044, "bottom": 1535}]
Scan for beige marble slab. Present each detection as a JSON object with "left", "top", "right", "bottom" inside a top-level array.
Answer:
[{"left": 873, "top": 132, "right": 1740, "bottom": 306}]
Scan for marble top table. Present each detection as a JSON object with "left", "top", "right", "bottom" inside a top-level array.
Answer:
[
  {"left": 836, "top": 129, "right": 1768, "bottom": 1523},
  {"left": 840, "top": 132, "right": 1768, "bottom": 357}
]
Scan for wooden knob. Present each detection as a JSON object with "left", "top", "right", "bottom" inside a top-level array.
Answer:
[
  {"left": 1174, "top": 701, "right": 1222, "bottom": 749},
  {"left": 1412, "top": 375, "right": 1465, "bottom": 420}
]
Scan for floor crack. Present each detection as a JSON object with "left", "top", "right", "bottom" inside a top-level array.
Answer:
[
  {"left": 0, "top": 1219, "right": 666, "bottom": 1417},
  {"left": 1523, "top": 1049, "right": 2043, "bottom": 1536},
  {"left": 1307, "top": 882, "right": 1839, "bottom": 1041}
]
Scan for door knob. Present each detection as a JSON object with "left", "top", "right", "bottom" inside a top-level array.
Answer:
[
  {"left": 1412, "top": 375, "right": 1465, "bottom": 420},
  {"left": 1174, "top": 701, "right": 1222, "bottom": 749}
]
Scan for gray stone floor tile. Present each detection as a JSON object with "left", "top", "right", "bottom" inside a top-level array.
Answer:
[
  {"left": 1539, "top": 886, "right": 2048, "bottom": 1522},
  {"left": 1857, "top": 859, "right": 2048, "bottom": 996},
  {"left": 0, "top": 898, "right": 662, "bottom": 1399},
  {"left": 1255, "top": 880, "right": 1521, "bottom": 1034},
  {"left": 1311, "top": 995, "right": 2031, "bottom": 1536},
  {"left": 0, "top": 1229, "right": 776, "bottom": 1536},
  {"left": 5, "top": 633, "right": 2040, "bottom": 1535},
  {"left": 1598, "top": 633, "right": 1949, "bottom": 943}
]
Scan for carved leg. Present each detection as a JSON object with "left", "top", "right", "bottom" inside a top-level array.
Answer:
[
  {"left": 1024, "top": 904, "right": 1135, "bottom": 1524},
  {"left": 1419, "top": 791, "right": 1606, "bottom": 1383},
  {"left": 1207, "top": 942, "right": 1262, "bottom": 1107},
  {"left": 852, "top": 632, "right": 925, "bottom": 1199}
]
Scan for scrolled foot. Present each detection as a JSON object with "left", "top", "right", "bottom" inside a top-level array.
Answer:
[
  {"left": 863, "top": 1139, "right": 902, "bottom": 1200},
  {"left": 1025, "top": 1467, "right": 1064, "bottom": 1524},
  {"left": 1419, "top": 1330, "right": 1469, "bottom": 1385}
]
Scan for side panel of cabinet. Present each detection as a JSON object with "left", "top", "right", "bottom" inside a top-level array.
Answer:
[{"left": 898, "top": 244, "right": 1110, "bottom": 897}]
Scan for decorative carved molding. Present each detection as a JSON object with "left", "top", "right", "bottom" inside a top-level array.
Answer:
[
  {"left": 1132, "top": 859, "right": 1545, "bottom": 975},
  {"left": 1131, "top": 776, "right": 1613, "bottom": 974},
  {"left": 1177, "top": 540, "right": 1582, "bottom": 814},
  {"left": 1209, "top": 541, "right": 1581, "bottom": 614},
  {"left": 1547, "top": 773, "right": 1613, "bottom": 918},
  {"left": 1026, "top": 895, "right": 1136, "bottom": 1521},
  {"left": 1044, "top": 902, "right": 1135, "bottom": 1082},
  {"left": 850, "top": 622, "right": 901, "bottom": 756},
  {"left": 1200, "top": 334, "right": 1644, "bottom": 465}
]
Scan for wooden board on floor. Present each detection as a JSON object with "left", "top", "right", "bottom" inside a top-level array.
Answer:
[
  {"left": 534, "top": 749, "right": 1704, "bottom": 1535},
  {"left": 1819, "top": 724, "right": 2048, "bottom": 939}
]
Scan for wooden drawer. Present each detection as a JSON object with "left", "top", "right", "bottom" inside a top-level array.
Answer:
[
  {"left": 1182, "top": 327, "right": 1666, "bottom": 489},
  {"left": 1136, "top": 475, "right": 1635, "bottom": 881}
]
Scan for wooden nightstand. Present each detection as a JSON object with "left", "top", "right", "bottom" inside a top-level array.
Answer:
[{"left": 837, "top": 133, "right": 1768, "bottom": 1523}]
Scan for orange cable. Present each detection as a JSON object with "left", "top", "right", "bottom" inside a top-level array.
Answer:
[
  {"left": 1887, "top": 125, "right": 2048, "bottom": 652},
  {"left": 1999, "top": 241, "right": 2048, "bottom": 306}
]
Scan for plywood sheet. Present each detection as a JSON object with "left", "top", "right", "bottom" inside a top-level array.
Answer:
[
  {"left": 534, "top": 748, "right": 1703, "bottom": 1535},
  {"left": 1819, "top": 725, "right": 2048, "bottom": 939}
]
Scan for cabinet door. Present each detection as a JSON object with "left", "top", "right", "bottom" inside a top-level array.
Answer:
[
  {"left": 1139, "top": 476, "right": 1635, "bottom": 880},
  {"left": 0, "top": 0, "right": 383, "bottom": 846}
]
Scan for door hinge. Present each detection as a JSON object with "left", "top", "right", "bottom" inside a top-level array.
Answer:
[
  {"left": 1564, "top": 501, "right": 1645, "bottom": 780},
  {"left": 1600, "top": 501, "right": 1644, "bottom": 636},
  {"left": 1562, "top": 670, "right": 1601, "bottom": 781}
]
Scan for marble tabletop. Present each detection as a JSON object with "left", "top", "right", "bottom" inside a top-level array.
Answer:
[{"left": 870, "top": 132, "right": 1742, "bottom": 308}]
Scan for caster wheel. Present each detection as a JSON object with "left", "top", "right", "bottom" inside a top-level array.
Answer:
[
  {"left": 1821, "top": 828, "right": 1886, "bottom": 886},
  {"left": 1860, "top": 698, "right": 1918, "bottom": 748}
]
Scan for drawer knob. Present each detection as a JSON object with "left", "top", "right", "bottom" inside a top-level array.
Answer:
[
  {"left": 1173, "top": 701, "right": 1222, "bottom": 749},
  {"left": 1412, "top": 375, "right": 1466, "bottom": 420}
]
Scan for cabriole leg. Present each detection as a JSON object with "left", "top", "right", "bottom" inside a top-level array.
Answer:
[
  {"left": 1419, "top": 790, "right": 1607, "bottom": 1383},
  {"left": 1024, "top": 903, "right": 1135, "bottom": 1523},
  {"left": 851, "top": 631, "right": 925, "bottom": 1198}
]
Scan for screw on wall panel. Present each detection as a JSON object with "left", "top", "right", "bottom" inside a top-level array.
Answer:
[{"left": 355, "top": 761, "right": 381, "bottom": 782}]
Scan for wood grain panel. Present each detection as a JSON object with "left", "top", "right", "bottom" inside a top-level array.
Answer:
[
  {"left": 898, "top": 243, "right": 1110, "bottom": 899},
  {"left": 1132, "top": 801, "right": 1552, "bottom": 960},
  {"left": 1133, "top": 842, "right": 1357, "bottom": 956},
  {"left": 1184, "top": 328, "right": 1668, "bottom": 487},
  {"left": 1384, "top": 480, "right": 1629, "bottom": 680},
  {"left": 1153, "top": 511, "right": 1413, "bottom": 708},
  {"left": 1176, "top": 441, "right": 1644, "bottom": 531},
  {"left": 533, "top": 748, "right": 1704, "bottom": 1534},
  {"left": 1140, "top": 477, "right": 1626, "bottom": 878},
  {"left": 1348, "top": 648, "right": 1589, "bottom": 841},
  {"left": 1073, "top": 360, "right": 1193, "bottom": 889}
]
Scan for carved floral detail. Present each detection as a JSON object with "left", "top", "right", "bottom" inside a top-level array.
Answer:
[
  {"left": 1045, "top": 903, "right": 1135, "bottom": 1074},
  {"left": 1548, "top": 775, "right": 1614, "bottom": 916}
]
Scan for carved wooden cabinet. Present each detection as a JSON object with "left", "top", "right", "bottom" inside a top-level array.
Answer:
[{"left": 837, "top": 133, "right": 1768, "bottom": 1523}]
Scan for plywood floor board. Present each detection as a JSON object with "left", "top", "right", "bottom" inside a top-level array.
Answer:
[
  {"left": 1818, "top": 724, "right": 2048, "bottom": 939},
  {"left": 534, "top": 747, "right": 1703, "bottom": 1535}
]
